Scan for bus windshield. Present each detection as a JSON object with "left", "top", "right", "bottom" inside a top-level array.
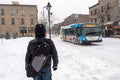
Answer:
[
  {"left": 82, "top": 27, "right": 102, "bottom": 36},
  {"left": 77, "top": 27, "right": 102, "bottom": 36}
]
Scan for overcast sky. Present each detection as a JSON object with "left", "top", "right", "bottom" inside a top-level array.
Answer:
[{"left": 0, "top": 0, "right": 98, "bottom": 23}]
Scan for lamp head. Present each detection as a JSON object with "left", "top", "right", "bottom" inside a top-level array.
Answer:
[{"left": 47, "top": 2, "right": 52, "bottom": 9}]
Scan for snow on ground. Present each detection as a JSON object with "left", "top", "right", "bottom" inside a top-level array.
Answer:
[{"left": 0, "top": 36, "right": 120, "bottom": 80}]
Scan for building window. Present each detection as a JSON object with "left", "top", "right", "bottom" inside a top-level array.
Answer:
[
  {"left": 113, "top": 21, "right": 118, "bottom": 26},
  {"left": 28, "top": 27, "right": 34, "bottom": 33},
  {"left": 101, "top": 6, "right": 104, "bottom": 12},
  {"left": 0, "top": 9, "right": 4, "bottom": 15},
  {"left": 21, "top": 18, "right": 24, "bottom": 25},
  {"left": 11, "top": 18, "right": 15, "bottom": 24},
  {"left": 74, "top": 14, "right": 78, "bottom": 19},
  {"left": 20, "top": 9, "right": 24, "bottom": 16},
  {"left": 95, "top": 18, "right": 97, "bottom": 23},
  {"left": 11, "top": 9, "right": 15, "bottom": 16},
  {"left": 30, "top": 9, "right": 34, "bottom": 16},
  {"left": 91, "top": 19, "right": 92, "bottom": 22},
  {"left": 1, "top": 18, "right": 5, "bottom": 24},
  {"left": 101, "top": 16, "right": 104, "bottom": 23},
  {"left": 107, "top": 3, "right": 110, "bottom": 10},
  {"left": 30, "top": 18, "right": 34, "bottom": 25},
  {"left": 95, "top": 9, "right": 97, "bottom": 14},
  {"left": 91, "top": 11, "right": 93, "bottom": 16},
  {"left": 107, "top": 15, "right": 111, "bottom": 21},
  {"left": 119, "top": 0, "right": 120, "bottom": 7}
]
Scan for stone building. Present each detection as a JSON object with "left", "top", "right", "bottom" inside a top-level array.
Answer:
[
  {"left": 89, "top": 0, "right": 120, "bottom": 37},
  {"left": 0, "top": 2, "right": 38, "bottom": 38},
  {"left": 63, "top": 14, "right": 89, "bottom": 26}
]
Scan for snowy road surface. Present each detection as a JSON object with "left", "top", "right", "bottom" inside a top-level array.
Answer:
[{"left": 0, "top": 36, "right": 120, "bottom": 80}]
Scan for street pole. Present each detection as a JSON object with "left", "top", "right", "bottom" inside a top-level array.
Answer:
[
  {"left": 48, "top": 9, "right": 51, "bottom": 39},
  {"left": 46, "top": 2, "right": 52, "bottom": 39}
]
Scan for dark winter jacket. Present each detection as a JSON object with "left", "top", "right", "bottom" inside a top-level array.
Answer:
[{"left": 25, "top": 38, "right": 58, "bottom": 69}]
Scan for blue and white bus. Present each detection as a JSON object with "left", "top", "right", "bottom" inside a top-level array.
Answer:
[{"left": 60, "top": 23, "right": 102, "bottom": 44}]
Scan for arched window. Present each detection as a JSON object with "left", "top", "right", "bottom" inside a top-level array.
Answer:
[
  {"left": 11, "top": 18, "right": 15, "bottom": 24},
  {"left": 30, "top": 18, "right": 34, "bottom": 25},
  {"left": 21, "top": 18, "right": 24, "bottom": 25}
]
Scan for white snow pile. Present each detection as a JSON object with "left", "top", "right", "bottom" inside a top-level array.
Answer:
[{"left": 0, "top": 36, "right": 120, "bottom": 80}]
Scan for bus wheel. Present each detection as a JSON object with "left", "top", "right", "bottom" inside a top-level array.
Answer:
[
  {"left": 87, "top": 42, "right": 91, "bottom": 45},
  {"left": 73, "top": 39, "right": 75, "bottom": 44},
  {"left": 73, "top": 39, "right": 77, "bottom": 44}
]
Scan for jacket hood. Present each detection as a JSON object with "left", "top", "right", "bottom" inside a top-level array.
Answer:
[{"left": 35, "top": 24, "right": 46, "bottom": 38}]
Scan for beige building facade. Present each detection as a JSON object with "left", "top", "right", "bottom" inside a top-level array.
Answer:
[{"left": 0, "top": 2, "right": 38, "bottom": 37}]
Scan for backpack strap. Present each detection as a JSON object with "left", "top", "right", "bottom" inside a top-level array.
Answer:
[
  {"left": 31, "top": 39, "right": 50, "bottom": 64},
  {"left": 32, "top": 42, "right": 42, "bottom": 58}
]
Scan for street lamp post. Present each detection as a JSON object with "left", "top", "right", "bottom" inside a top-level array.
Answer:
[{"left": 46, "top": 2, "right": 52, "bottom": 39}]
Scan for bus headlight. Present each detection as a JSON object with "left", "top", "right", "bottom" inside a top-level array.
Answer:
[
  {"left": 80, "top": 36, "right": 87, "bottom": 41},
  {"left": 82, "top": 37, "right": 86, "bottom": 40}
]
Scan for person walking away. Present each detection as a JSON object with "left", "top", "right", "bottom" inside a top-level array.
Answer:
[{"left": 25, "top": 24, "right": 59, "bottom": 80}]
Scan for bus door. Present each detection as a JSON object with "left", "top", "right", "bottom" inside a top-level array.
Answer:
[{"left": 76, "top": 28, "right": 83, "bottom": 43}]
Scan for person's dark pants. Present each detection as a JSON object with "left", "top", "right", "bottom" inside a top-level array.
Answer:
[{"left": 34, "top": 68, "right": 52, "bottom": 80}]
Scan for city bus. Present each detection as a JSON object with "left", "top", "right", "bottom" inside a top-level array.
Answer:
[{"left": 60, "top": 23, "right": 102, "bottom": 44}]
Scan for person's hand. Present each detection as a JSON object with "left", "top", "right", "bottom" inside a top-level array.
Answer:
[
  {"left": 25, "top": 64, "right": 30, "bottom": 70},
  {"left": 53, "top": 65, "right": 58, "bottom": 71}
]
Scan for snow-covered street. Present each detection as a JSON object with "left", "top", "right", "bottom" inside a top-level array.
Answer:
[{"left": 0, "top": 36, "right": 120, "bottom": 80}]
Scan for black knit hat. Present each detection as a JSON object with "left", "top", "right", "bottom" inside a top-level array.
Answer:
[{"left": 35, "top": 24, "right": 46, "bottom": 38}]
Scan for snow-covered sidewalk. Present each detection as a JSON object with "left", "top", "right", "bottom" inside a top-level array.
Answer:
[{"left": 0, "top": 36, "right": 120, "bottom": 80}]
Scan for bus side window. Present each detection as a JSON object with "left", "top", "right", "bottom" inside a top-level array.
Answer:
[
  {"left": 80, "top": 31, "right": 82, "bottom": 35},
  {"left": 76, "top": 28, "right": 79, "bottom": 37},
  {"left": 80, "top": 28, "right": 83, "bottom": 30},
  {"left": 77, "top": 28, "right": 82, "bottom": 36},
  {"left": 80, "top": 28, "right": 83, "bottom": 35}
]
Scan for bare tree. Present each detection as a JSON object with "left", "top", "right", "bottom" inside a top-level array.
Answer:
[
  {"left": 39, "top": 11, "right": 59, "bottom": 34},
  {"left": 39, "top": 11, "right": 48, "bottom": 25}
]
